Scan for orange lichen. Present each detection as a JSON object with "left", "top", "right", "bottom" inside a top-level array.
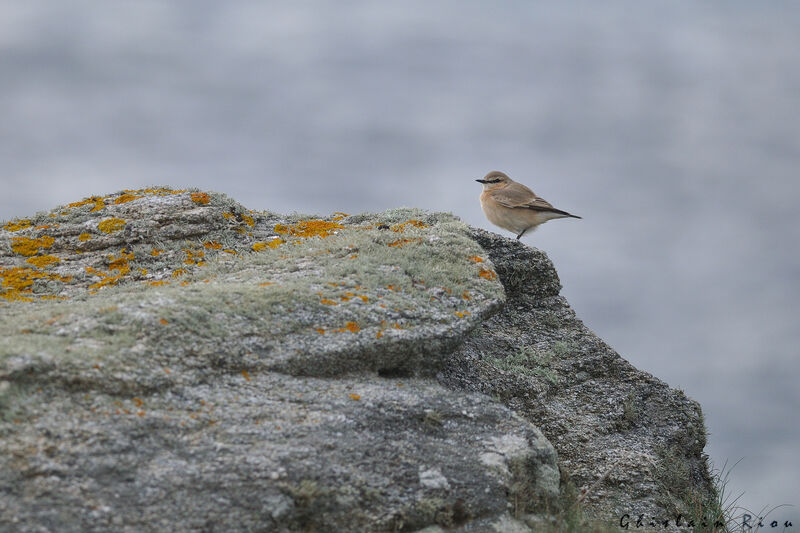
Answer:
[
  {"left": 201, "top": 241, "right": 221, "bottom": 250},
  {"left": 113, "top": 193, "right": 142, "bottom": 204},
  {"left": 150, "top": 248, "right": 165, "bottom": 256},
  {"left": 159, "top": 318, "right": 169, "bottom": 325},
  {"left": 242, "top": 215, "right": 255, "bottom": 227},
  {"left": 241, "top": 370, "right": 251, "bottom": 381},
  {"left": 133, "top": 397, "right": 144, "bottom": 407},
  {"left": 349, "top": 393, "right": 361, "bottom": 401},
  {"left": 478, "top": 268, "right": 497, "bottom": 280},
  {"left": 454, "top": 310, "right": 471, "bottom": 318},
  {"left": 79, "top": 233, "right": 92, "bottom": 242},
  {"left": 332, "top": 322, "right": 359, "bottom": 333},
  {"left": 4, "top": 219, "right": 32, "bottom": 232},
  {"left": 274, "top": 220, "right": 344, "bottom": 239},
  {"left": 252, "top": 242, "right": 267, "bottom": 252},
  {"left": 376, "top": 330, "right": 384, "bottom": 339},
  {"left": 25, "top": 255, "right": 60, "bottom": 269},
  {"left": 147, "top": 280, "right": 169, "bottom": 286},
  {"left": 387, "top": 238, "right": 421, "bottom": 248},
  {"left": 462, "top": 291, "right": 471, "bottom": 300},
  {"left": 223, "top": 249, "right": 238, "bottom": 255},
  {"left": 86, "top": 250, "right": 133, "bottom": 290},
  {"left": 190, "top": 192, "right": 211, "bottom": 205},
  {"left": 98, "top": 218, "right": 126, "bottom": 233},
  {"left": 267, "top": 238, "right": 285, "bottom": 249},
  {"left": 469, "top": 255, "right": 484, "bottom": 263},
  {"left": 320, "top": 298, "right": 338, "bottom": 306},
  {"left": 172, "top": 269, "right": 187, "bottom": 278},
  {"left": 259, "top": 282, "right": 274, "bottom": 287},
  {"left": 183, "top": 249, "right": 205, "bottom": 264},
  {"left": 391, "top": 220, "right": 428, "bottom": 232},
  {"left": 0, "top": 266, "right": 70, "bottom": 301},
  {"left": 316, "top": 328, "right": 326, "bottom": 335},
  {"left": 69, "top": 196, "right": 105, "bottom": 212},
  {"left": 11, "top": 235, "right": 55, "bottom": 256}
]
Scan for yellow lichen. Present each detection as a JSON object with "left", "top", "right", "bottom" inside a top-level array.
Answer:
[
  {"left": 86, "top": 250, "right": 133, "bottom": 290},
  {"left": 252, "top": 242, "right": 267, "bottom": 252},
  {"left": 242, "top": 215, "right": 255, "bottom": 227},
  {"left": 98, "top": 218, "right": 126, "bottom": 233},
  {"left": 0, "top": 266, "right": 71, "bottom": 301},
  {"left": 274, "top": 220, "right": 343, "bottom": 239},
  {"left": 172, "top": 269, "right": 187, "bottom": 278},
  {"left": 333, "top": 322, "right": 360, "bottom": 333},
  {"left": 68, "top": 196, "right": 106, "bottom": 212},
  {"left": 113, "top": 193, "right": 142, "bottom": 204},
  {"left": 478, "top": 268, "right": 497, "bottom": 280},
  {"left": 150, "top": 248, "right": 165, "bottom": 256},
  {"left": 79, "top": 233, "right": 92, "bottom": 242},
  {"left": 147, "top": 280, "right": 169, "bottom": 286},
  {"left": 190, "top": 192, "right": 211, "bottom": 205},
  {"left": 183, "top": 249, "right": 205, "bottom": 264},
  {"left": 454, "top": 310, "right": 471, "bottom": 318},
  {"left": 11, "top": 235, "right": 55, "bottom": 256},
  {"left": 4, "top": 219, "right": 32, "bottom": 232},
  {"left": 349, "top": 393, "right": 361, "bottom": 401},
  {"left": 387, "top": 238, "right": 421, "bottom": 248},
  {"left": 391, "top": 220, "right": 428, "bottom": 232},
  {"left": 203, "top": 241, "right": 222, "bottom": 250},
  {"left": 320, "top": 298, "right": 338, "bottom": 306},
  {"left": 25, "top": 255, "right": 60, "bottom": 269}
]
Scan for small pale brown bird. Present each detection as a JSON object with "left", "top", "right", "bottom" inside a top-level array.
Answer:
[{"left": 476, "top": 170, "right": 581, "bottom": 239}]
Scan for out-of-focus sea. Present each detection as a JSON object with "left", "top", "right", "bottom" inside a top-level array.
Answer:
[{"left": 1, "top": 1, "right": 798, "bottom": 520}]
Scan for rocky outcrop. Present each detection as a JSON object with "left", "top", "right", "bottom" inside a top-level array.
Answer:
[{"left": 0, "top": 188, "right": 714, "bottom": 532}]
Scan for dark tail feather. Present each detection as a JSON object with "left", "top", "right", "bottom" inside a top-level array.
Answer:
[{"left": 527, "top": 206, "right": 582, "bottom": 219}]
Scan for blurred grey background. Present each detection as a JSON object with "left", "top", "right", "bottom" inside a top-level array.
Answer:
[{"left": 2, "top": 0, "right": 798, "bottom": 519}]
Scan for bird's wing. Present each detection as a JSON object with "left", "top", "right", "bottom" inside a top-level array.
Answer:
[
  {"left": 492, "top": 183, "right": 580, "bottom": 218},
  {"left": 492, "top": 183, "right": 555, "bottom": 210}
]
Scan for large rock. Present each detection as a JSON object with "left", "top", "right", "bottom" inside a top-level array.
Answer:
[
  {"left": 440, "top": 231, "right": 715, "bottom": 525},
  {"left": 0, "top": 188, "right": 714, "bottom": 532}
]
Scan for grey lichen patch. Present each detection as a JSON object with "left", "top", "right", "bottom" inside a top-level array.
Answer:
[{"left": 487, "top": 345, "right": 560, "bottom": 385}]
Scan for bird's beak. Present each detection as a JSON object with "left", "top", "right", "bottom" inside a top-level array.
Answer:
[{"left": 475, "top": 179, "right": 487, "bottom": 184}]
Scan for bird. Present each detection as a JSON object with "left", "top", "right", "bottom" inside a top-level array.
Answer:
[{"left": 476, "top": 170, "right": 581, "bottom": 239}]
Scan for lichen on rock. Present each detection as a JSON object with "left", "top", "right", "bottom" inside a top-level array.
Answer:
[{"left": 0, "top": 188, "right": 714, "bottom": 532}]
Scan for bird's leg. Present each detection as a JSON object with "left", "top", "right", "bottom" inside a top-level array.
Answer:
[{"left": 516, "top": 228, "right": 526, "bottom": 240}]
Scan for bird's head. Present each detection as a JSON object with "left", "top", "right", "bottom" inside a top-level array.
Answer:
[{"left": 476, "top": 170, "right": 511, "bottom": 190}]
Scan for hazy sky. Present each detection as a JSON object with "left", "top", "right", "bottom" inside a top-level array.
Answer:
[{"left": 2, "top": 1, "right": 798, "bottom": 521}]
